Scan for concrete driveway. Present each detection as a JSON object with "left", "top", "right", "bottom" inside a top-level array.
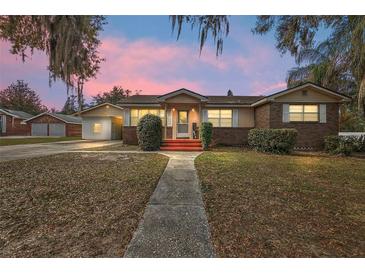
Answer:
[{"left": 0, "top": 140, "right": 121, "bottom": 162}]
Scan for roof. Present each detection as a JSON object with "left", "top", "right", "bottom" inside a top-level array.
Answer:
[
  {"left": 78, "top": 102, "right": 124, "bottom": 115},
  {"left": 0, "top": 108, "right": 33, "bottom": 119},
  {"left": 120, "top": 95, "right": 264, "bottom": 105},
  {"left": 25, "top": 112, "right": 82, "bottom": 124}
]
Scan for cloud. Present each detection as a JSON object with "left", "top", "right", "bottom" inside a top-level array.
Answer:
[{"left": 250, "top": 81, "right": 288, "bottom": 96}]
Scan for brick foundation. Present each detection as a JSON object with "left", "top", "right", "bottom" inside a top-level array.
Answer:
[{"left": 212, "top": 127, "right": 252, "bottom": 146}]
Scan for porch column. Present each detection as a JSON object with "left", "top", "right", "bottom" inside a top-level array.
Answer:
[
  {"left": 198, "top": 103, "right": 202, "bottom": 139},
  {"left": 164, "top": 104, "right": 167, "bottom": 139}
]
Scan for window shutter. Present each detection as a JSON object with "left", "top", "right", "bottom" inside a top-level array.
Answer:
[
  {"left": 282, "top": 104, "right": 289, "bottom": 123},
  {"left": 124, "top": 109, "right": 130, "bottom": 126},
  {"left": 167, "top": 109, "right": 172, "bottom": 127},
  {"left": 1, "top": 115, "right": 6, "bottom": 133},
  {"left": 202, "top": 109, "right": 208, "bottom": 122},
  {"left": 320, "top": 104, "right": 327, "bottom": 123},
  {"left": 232, "top": 109, "right": 239, "bottom": 127}
]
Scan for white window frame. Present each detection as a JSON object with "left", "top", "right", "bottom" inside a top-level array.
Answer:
[
  {"left": 207, "top": 109, "right": 233, "bottom": 127},
  {"left": 130, "top": 109, "right": 165, "bottom": 126},
  {"left": 288, "top": 104, "right": 319, "bottom": 122}
]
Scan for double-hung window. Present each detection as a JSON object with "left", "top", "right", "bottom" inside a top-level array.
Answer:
[
  {"left": 130, "top": 109, "right": 165, "bottom": 126},
  {"left": 289, "top": 104, "right": 319, "bottom": 122},
  {"left": 207, "top": 109, "right": 232, "bottom": 127}
]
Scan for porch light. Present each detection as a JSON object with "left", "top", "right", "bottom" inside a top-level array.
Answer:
[
  {"left": 192, "top": 108, "right": 195, "bottom": 112},
  {"left": 106, "top": 105, "right": 110, "bottom": 109},
  {"left": 172, "top": 108, "right": 176, "bottom": 111}
]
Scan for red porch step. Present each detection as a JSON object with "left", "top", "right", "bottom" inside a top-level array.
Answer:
[{"left": 160, "top": 139, "right": 203, "bottom": 151}]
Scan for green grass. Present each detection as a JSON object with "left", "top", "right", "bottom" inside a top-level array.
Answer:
[
  {"left": 0, "top": 137, "right": 82, "bottom": 146},
  {"left": 0, "top": 153, "right": 169, "bottom": 257},
  {"left": 195, "top": 149, "right": 365, "bottom": 257}
]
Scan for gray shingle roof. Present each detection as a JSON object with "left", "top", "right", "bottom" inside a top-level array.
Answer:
[
  {"left": 50, "top": 113, "right": 82, "bottom": 124},
  {"left": 0, "top": 108, "right": 33, "bottom": 119},
  {"left": 119, "top": 94, "right": 265, "bottom": 105}
]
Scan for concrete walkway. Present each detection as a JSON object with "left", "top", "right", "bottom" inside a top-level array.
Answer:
[{"left": 124, "top": 152, "right": 215, "bottom": 258}]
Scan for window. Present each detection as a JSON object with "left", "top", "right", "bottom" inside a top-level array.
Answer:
[
  {"left": 207, "top": 109, "right": 232, "bottom": 127},
  {"left": 130, "top": 109, "right": 165, "bottom": 126},
  {"left": 289, "top": 104, "right": 319, "bottom": 122},
  {"left": 93, "top": 123, "right": 102, "bottom": 133}
]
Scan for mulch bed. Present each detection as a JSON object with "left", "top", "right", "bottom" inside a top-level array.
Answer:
[{"left": 0, "top": 153, "right": 168, "bottom": 257}]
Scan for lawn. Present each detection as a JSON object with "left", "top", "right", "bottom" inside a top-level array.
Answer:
[
  {"left": 195, "top": 149, "right": 365, "bottom": 257},
  {"left": 0, "top": 136, "right": 81, "bottom": 146},
  {"left": 0, "top": 152, "right": 168, "bottom": 257}
]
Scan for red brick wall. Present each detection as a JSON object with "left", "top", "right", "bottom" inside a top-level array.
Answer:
[
  {"left": 269, "top": 102, "right": 340, "bottom": 150},
  {"left": 0, "top": 115, "right": 30, "bottom": 136},
  {"left": 212, "top": 127, "right": 252, "bottom": 146},
  {"left": 66, "top": 124, "right": 82, "bottom": 137},
  {"left": 123, "top": 126, "right": 138, "bottom": 145},
  {"left": 254, "top": 103, "right": 270, "bottom": 128}
]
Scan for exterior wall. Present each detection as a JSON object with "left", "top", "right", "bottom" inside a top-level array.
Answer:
[
  {"left": 111, "top": 117, "right": 123, "bottom": 140},
  {"left": 66, "top": 124, "right": 82, "bottom": 137},
  {"left": 28, "top": 115, "right": 62, "bottom": 124},
  {"left": 123, "top": 126, "right": 138, "bottom": 145},
  {"left": 274, "top": 87, "right": 339, "bottom": 102},
  {"left": 81, "top": 105, "right": 124, "bottom": 117},
  {"left": 212, "top": 127, "right": 252, "bottom": 146},
  {"left": 254, "top": 103, "right": 270, "bottom": 128},
  {"left": 82, "top": 117, "right": 112, "bottom": 140},
  {"left": 269, "top": 102, "right": 340, "bottom": 149},
  {"left": 0, "top": 114, "right": 30, "bottom": 136},
  {"left": 238, "top": 108, "right": 255, "bottom": 127},
  {"left": 171, "top": 107, "right": 200, "bottom": 139}
]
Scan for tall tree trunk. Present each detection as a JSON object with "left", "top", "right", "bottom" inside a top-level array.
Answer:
[
  {"left": 77, "top": 78, "right": 84, "bottom": 113},
  {"left": 358, "top": 75, "right": 365, "bottom": 118}
]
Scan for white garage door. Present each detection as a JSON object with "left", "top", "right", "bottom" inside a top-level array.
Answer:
[
  {"left": 31, "top": 123, "right": 48, "bottom": 136},
  {"left": 49, "top": 123, "right": 66, "bottom": 136}
]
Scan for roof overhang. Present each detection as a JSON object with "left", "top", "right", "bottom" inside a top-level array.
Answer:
[
  {"left": 78, "top": 103, "right": 124, "bottom": 115},
  {"left": 24, "top": 112, "right": 81, "bottom": 124},
  {"left": 251, "top": 83, "right": 351, "bottom": 107},
  {"left": 0, "top": 108, "right": 24, "bottom": 119},
  {"left": 118, "top": 103, "right": 162, "bottom": 107},
  {"left": 157, "top": 88, "right": 208, "bottom": 102}
]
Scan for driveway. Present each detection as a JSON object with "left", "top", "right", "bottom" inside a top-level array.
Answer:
[{"left": 0, "top": 140, "right": 121, "bottom": 162}]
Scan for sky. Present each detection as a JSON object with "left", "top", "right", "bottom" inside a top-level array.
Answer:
[{"left": 0, "top": 16, "right": 297, "bottom": 109}]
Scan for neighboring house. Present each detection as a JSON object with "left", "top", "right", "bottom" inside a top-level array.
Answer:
[
  {"left": 24, "top": 112, "right": 82, "bottom": 137},
  {"left": 79, "top": 82, "right": 351, "bottom": 150},
  {"left": 0, "top": 108, "right": 33, "bottom": 136}
]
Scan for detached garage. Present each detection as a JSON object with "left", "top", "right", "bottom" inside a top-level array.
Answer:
[{"left": 25, "top": 112, "right": 82, "bottom": 137}]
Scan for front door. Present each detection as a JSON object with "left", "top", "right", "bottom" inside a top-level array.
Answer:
[{"left": 176, "top": 110, "right": 189, "bottom": 138}]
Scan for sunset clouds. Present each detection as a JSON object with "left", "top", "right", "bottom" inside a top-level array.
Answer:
[{"left": 0, "top": 16, "right": 295, "bottom": 108}]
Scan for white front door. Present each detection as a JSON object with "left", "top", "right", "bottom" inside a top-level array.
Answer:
[{"left": 176, "top": 110, "right": 189, "bottom": 138}]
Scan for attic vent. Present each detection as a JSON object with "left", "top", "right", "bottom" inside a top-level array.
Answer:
[{"left": 302, "top": 90, "right": 308, "bottom": 96}]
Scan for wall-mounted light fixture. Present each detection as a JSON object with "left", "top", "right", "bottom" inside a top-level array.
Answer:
[
  {"left": 172, "top": 108, "right": 176, "bottom": 111},
  {"left": 106, "top": 105, "right": 110, "bottom": 109},
  {"left": 192, "top": 108, "right": 195, "bottom": 112}
]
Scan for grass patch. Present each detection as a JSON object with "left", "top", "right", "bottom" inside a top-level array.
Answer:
[
  {"left": 0, "top": 153, "right": 168, "bottom": 257},
  {"left": 195, "top": 150, "right": 365, "bottom": 257},
  {"left": 0, "top": 137, "right": 81, "bottom": 146}
]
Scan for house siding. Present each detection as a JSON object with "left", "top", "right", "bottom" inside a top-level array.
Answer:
[
  {"left": 0, "top": 115, "right": 30, "bottom": 136},
  {"left": 212, "top": 127, "right": 253, "bottom": 146},
  {"left": 254, "top": 103, "right": 270, "bottom": 128},
  {"left": 269, "top": 102, "right": 340, "bottom": 149}
]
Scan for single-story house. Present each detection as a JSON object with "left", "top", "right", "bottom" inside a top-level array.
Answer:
[
  {"left": 79, "top": 82, "right": 351, "bottom": 150},
  {"left": 25, "top": 112, "right": 82, "bottom": 137},
  {"left": 0, "top": 108, "right": 33, "bottom": 136}
]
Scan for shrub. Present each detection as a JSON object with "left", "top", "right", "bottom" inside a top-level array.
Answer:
[
  {"left": 201, "top": 122, "right": 213, "bottom": 150},
  {"left": 325, "top": 135, "right": 365, "bottom": 155},
  {"left": 248, "top": 128, "right": 298, "bottom": 154},
  {"left": 136, "top": 114, "right": 162, "bottom": 151}
]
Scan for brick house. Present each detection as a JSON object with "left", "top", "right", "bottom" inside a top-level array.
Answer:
[
  {"left": 25, "top": 112, "right": 82, "bottom": 137},
  {"left": 79, "top": 82, "right": 351, "bottom": 150},
  {"left": 0, "top": 108, "right": 33, "bottom": 136}
]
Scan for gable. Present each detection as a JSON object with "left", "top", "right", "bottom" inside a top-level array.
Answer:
[
  {"left": 157, "top": 88, "right": 208, "bottom": 102},
  {"left": 274, "top": 88, "right": 340, "bottom": 102},
  {"left": 80, "top": 104, "right": 124, "bottom": 117},
  {"left": 164, "top": 93, "right": 202, "bottom": 103}
]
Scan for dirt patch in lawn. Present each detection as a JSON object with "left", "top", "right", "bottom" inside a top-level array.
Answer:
[
  {"left": 80, "top": 143, "right": 139, "bottom": 151},
  {"left": 195, "top": 150, "right": 365, "bottom": 257},
  {"left": 0, "top": 153, "right": 168, "bottom": 257}
]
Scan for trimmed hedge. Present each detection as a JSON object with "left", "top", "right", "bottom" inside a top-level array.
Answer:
[
  {"left": 324, "top": 135, "right": 365, "bottom": 156},
  {"left": 136, "top": 114, "right": 162, "bottom": 151},
  {"left": 248, "top": 128, "right": 298, "bottom": 154},
  {"left": 201, "top": 122, "right": 213, "bottom": 150}
]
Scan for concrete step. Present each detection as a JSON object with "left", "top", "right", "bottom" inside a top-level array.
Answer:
[{"left": 160, "top": 146, "right": 203, "bottom": 151}]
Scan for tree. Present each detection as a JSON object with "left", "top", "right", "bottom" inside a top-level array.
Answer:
[
  {"left": 0, "top": 80, "right": 48, "bottom": 114},
  {"left": 227, "top": 89, "right": 233, "bottom": 96},
  {"left": 61, "top": 94, "right": 78, "bottom": 114},
  {"left": 91, "top": 86, "right": 138, "bottom": 105},
  {"left": 0, "top": 16, "right": 106, "bottom": 112},
  {"left": 170, "top": 16, "right": 230, "bottom": 56},
  {"left": 253, "top": 16, "right": 365, "bottom": 116}
]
